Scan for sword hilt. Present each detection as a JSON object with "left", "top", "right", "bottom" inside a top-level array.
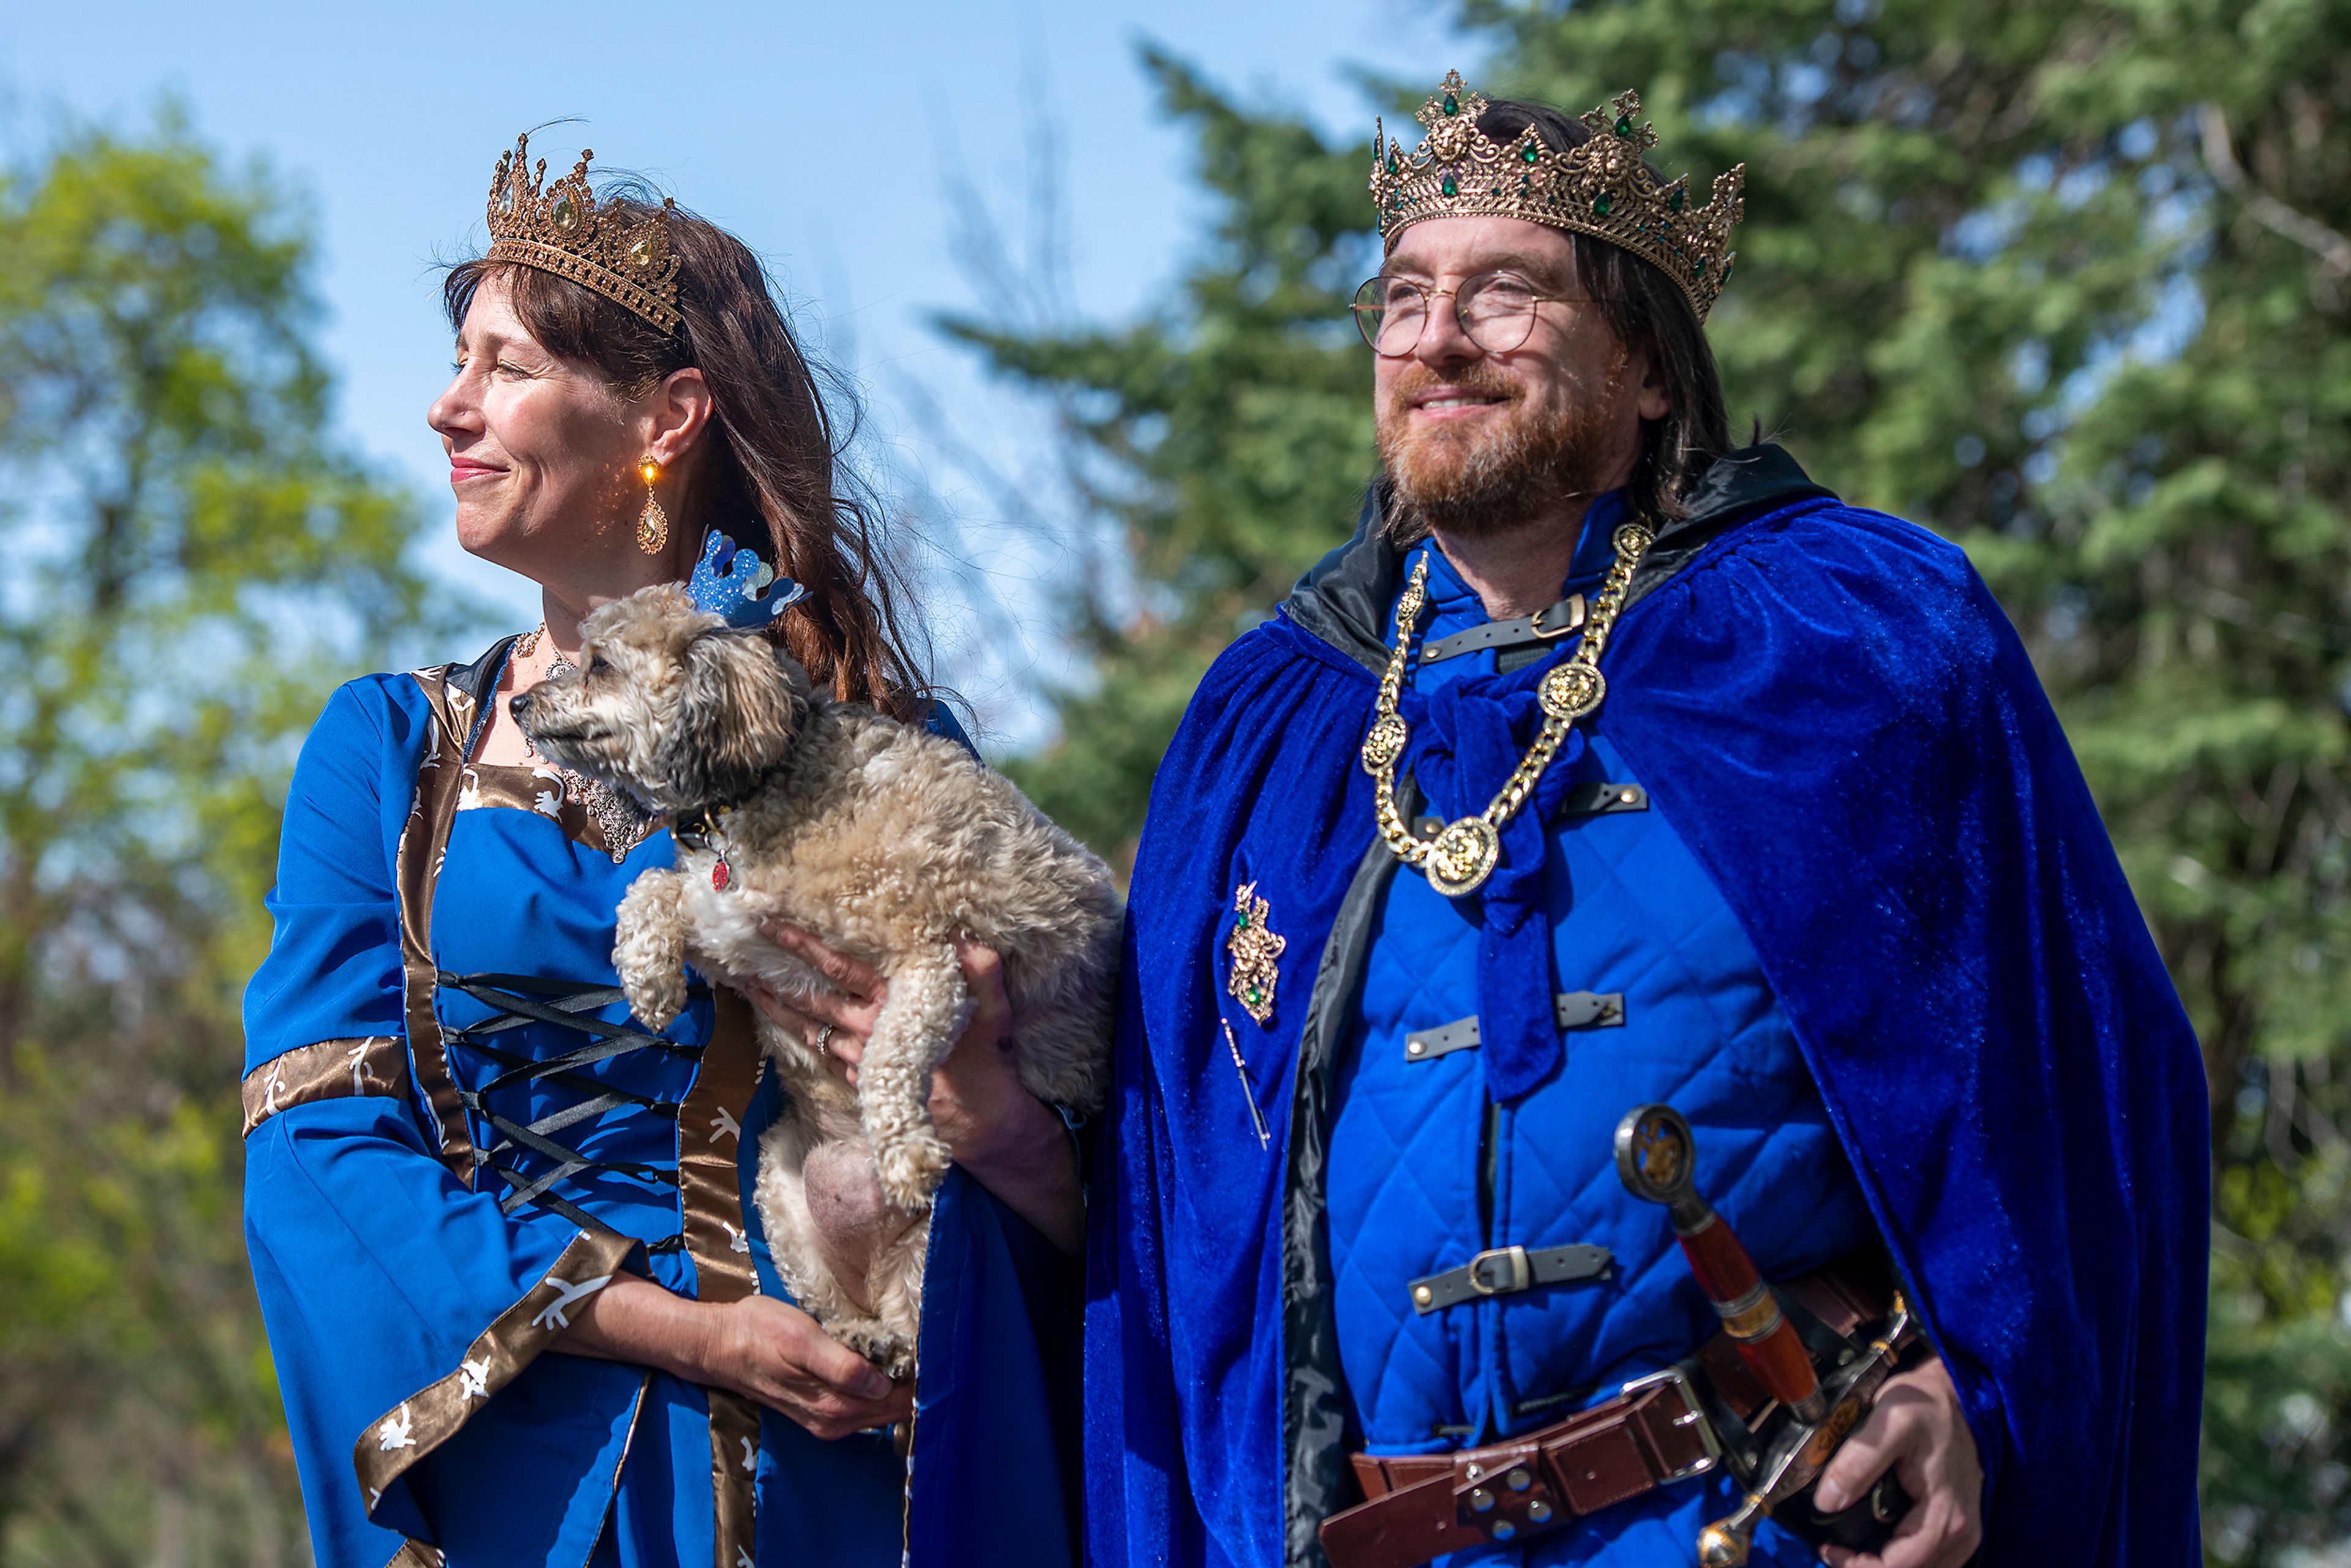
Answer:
[{"left": 1614, "top": 1104, "right": 1827, "bottom": 1425}]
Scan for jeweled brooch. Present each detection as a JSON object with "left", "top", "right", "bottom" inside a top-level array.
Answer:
[{"left": 1226, "top": 881, "right": 1286, "bottom": 1026}]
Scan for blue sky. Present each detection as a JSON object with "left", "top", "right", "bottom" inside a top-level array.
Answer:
[{"left": 1, "top": 0, "right": 1467, "bottom": 741}]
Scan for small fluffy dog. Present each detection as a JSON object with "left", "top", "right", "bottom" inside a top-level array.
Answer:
[{"left": 513, "top": 583, "right": 1118, "bottom": 1377}]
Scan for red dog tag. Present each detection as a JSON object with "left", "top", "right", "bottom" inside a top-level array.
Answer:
[{"left": 712, "top": 858, "right": 732, "bottom": 891}]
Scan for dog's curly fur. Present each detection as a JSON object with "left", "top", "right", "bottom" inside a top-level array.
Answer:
[{"left": 513, "top": 583, "right": 1119, "bottom": 1378}]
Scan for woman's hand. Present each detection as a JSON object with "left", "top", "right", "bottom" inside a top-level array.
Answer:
[
  {"left": 746, "top": 926, "right": 1083, "bottom": 1255},
  {"left": 558, "top": 1276, "right": 908, "bottom": 1440},
  {"left": 1814, "top": 1354, "right": 1985, "bottom": 1568},
  {"left": 700, "top": 1295, "right": 912, "bottom": 1439}
]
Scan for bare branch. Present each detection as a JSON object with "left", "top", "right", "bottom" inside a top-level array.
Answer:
[{"left": 2199, "top": 103, "right": 2351, "bottom": 279}]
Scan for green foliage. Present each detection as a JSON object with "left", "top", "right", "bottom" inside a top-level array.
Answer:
[
  {"left": 0, "top": 113, "right": 449, "bottom": 1563},
  {"left": 967, "top": 2, "right": 2350, "bottom": 1556}
]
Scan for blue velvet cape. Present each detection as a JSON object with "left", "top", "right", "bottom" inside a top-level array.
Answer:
[{"left": 1086, "top": 448, "right": 2208, "bottom": 1567}]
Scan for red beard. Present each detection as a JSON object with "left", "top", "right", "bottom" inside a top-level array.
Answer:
[{"left": 1376, "top": 354, "right": 1629, "bottom": 541}]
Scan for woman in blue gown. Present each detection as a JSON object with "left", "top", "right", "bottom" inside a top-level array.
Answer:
[{"left": 241, "top": 135, "right": 1084, "bottom": 1568}]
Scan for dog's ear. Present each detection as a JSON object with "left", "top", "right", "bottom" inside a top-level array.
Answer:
[{"left": 659, "top": 629, "right": 811, "bottom": 806}]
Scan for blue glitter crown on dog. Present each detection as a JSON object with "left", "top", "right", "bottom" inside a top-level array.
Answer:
[{"left": 688, "top": 528, "right": 806, "bottom": 631}]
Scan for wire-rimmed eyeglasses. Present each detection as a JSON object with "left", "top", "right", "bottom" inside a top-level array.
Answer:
[{"left": 1350, "top": 272, "right": 1590, "bottom": 358}]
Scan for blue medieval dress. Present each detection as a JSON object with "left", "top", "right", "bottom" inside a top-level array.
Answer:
[
  {"left": 1087, "top": 447, "right": 2209, "bottom": 1567},
  {"left": 242, "top": 637, "right": 1079, "bottom": 1568}
]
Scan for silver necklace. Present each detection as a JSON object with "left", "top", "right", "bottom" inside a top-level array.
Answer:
[{"left": 516, "top": 627, "right": 651, "bottom": 863}]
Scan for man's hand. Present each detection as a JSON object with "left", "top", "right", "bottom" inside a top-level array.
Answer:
[{"left": 1813, "top": 1355, "right": 1984, "bottom": 1568}]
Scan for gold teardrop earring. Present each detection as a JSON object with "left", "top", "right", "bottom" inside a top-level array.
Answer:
[{"left": 636, "top": 457, "right": 668, "bottom": 554}]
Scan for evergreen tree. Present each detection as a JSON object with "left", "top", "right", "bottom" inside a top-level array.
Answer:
[
  {"left": 939, "top": 49, "right": 1379, "bottom": 866},
  {"left": 956, "top": 3, "right": 2350, "bottom": 1555},
  {"left": 0, "top": 116, "right": 449, "bottom": 1562}
]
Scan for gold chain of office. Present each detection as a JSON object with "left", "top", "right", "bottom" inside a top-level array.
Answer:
[{"left": 1360, "top": 520, "right": 1654, "bottom": 898}]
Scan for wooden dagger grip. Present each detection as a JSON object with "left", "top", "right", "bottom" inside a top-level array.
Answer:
[{"left": 1676, "top": 1208, "right": 1824, "bottom": 1417}]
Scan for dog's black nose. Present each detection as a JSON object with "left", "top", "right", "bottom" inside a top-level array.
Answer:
[{"left": 508, "top": 691, "right": 531, "bottom": 720}]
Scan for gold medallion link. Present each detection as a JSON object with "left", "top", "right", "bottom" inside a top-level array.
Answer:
[
  {"left": 1427, "top": 818, "right": 1502, "bottom": 899},
  {"left": 1360, "top": 522, "right": 1652, "bottom": 898},
  {"left": 1539, "top": 663, "right": 1605, "bottom": 721}
]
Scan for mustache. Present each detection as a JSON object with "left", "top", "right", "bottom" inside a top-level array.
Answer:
[{"left": 1385, "top": 361, "right": 1524, "bottom": 407}]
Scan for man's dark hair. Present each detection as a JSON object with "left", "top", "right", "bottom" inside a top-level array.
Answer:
[{"left": 1468, "top": 98, "right": 1734, "bottom": 522}]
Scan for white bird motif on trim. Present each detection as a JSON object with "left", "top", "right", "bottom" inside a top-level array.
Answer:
[
  {"left": 377, "top": 1406, "right": 416, "bottom": 1450},
  {"left": 347, "top": 1040, "right": 372, "bottom": 1098},
  {"left": 724, "top": 1221, "right": 750, "bottom": 1255},
  {"left": 458, "top": 1357, "right": 491, "bottom": 1401},
  {"left": 260, "top": 1062, "right": 286, "bottom": 1117},
  {"left": 531, "top": 1273, "right": 613, "bottom": 1330},
  {"left": 735, "top": 1550, "right": 754, "bottom": 1568},
  {"left": 709, "top": 1106, "right": 741, "bottom": 1144},
  {"left": 740, "top": 1435, "right": 756, "bottom": 1472}
]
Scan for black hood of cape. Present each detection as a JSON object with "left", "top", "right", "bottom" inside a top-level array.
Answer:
[{"left": 1281, "top": 443, "right": 1834, "bottom": 670}]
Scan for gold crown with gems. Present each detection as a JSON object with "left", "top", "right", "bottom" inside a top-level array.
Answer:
[
  {"left": 486, "top": 132, "right": 684, "bottom": 334},
  {"left": 1370, "top": 73, "right": 1745, "bottom": 321}
]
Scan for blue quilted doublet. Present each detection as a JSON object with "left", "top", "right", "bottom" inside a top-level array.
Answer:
[{"left": 1325, "top": 531, "right": 1878, "bottom": 1564}]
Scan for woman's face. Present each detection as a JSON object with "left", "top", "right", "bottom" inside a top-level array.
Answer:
[{"left": 427, "top": 272, "right": 650, "bottom": 577}]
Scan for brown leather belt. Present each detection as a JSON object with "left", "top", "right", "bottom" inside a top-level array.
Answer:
[
  {"left": 1321, "top": 1369, "right": 1720, "bottom": 1568},
  {"left": 1319, "top": 1258, "right": 1894, "bottom": 1568}
]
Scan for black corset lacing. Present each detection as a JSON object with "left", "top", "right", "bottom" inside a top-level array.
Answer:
[{"left": 437, "top": 970, "right": 708, "bottom": 1255}]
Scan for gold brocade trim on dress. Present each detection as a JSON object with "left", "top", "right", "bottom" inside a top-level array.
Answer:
[
  {"left": 399, "top": 667, "right": 480, "bottom": 1180},
  {"left": 454, "top": 760, "right": 665, "bottom": 862},
  {"left": 351, "top": 1226, "right": 643, "bottom": 1512},
  {"left": 677, "top": 989, "right": 766, "bottom": 1560},
  {"left": 241, "top": 1037, "right": 407, "bottom": 1138}
]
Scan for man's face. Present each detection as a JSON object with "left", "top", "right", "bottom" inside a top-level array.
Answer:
[{"left": 1373, "top": 216, "right": 1666, "bottom": 537}]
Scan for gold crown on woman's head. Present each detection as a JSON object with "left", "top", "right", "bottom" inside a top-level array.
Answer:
[
  {"left": 486, "top": 132, "right": 684, "bottom": 334},
  {"left": 1371, "top": 73, "right": 1745, "bottom": 321}
]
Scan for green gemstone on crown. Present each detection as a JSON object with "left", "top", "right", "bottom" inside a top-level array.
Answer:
[
  {"left": 1521, "top": 143, "right": 1540, "bottom": 164},
  {"left": 1693, "top": 257, "right": 1707, "bottom": 275},
  {"left": 1443, "top": 94, "right": 1460, "bottom": 115},
  {"left": 1614, "top": 115, "right": 1635, "bottom": 138},
  {"left": 1442, "top": 174, "right": 1457, "bottom": 198},
  {"left": 1387, "top": 152, "right": 1400, "bottom": 174},
  {"left": 1670, "top": 187, "right": 1687, "bottom": 211},
  {"left": 1594, "top": 192, "right": 1611, "bottom": 215}
]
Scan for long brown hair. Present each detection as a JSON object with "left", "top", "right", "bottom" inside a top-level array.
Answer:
[
  {"left": 1458, "top": 99, "right": 1734, "bottom": 523},
  {"left": 445, "top": 182, "right": 925, "bottom": 716}
]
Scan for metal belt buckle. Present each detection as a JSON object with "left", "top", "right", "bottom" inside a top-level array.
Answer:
[
  {"left": 1618, "top": 1367, "right": 1723, "bottom": 1484},
  {"left": 1468, "top": 1245, "right": 1533, "bottom": 1296},
  {"left": 1530, "top": 595, "right": 1585, "bottom": 640}
]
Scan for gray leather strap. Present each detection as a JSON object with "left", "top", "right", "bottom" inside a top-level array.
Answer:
[
  {"left": 1404, "top": 992, "right": 1626, "bottom": 1062},
  {"left": 1560, "top": 779, "right": 1648, "bottom": 817},
  {"left": 1420, "top": 595, "right": 1586, "bottom": 664},
  {"left": 1411, "top": 781, "right": 1646, "bottom": 844},
  {"left": 1409, "top": 1243, "right": 1614, "bottom": 1314}
]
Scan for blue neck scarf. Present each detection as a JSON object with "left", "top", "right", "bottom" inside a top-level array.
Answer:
[{"left": 1393, "top": 500, "right": 1625, "bottom": 1102}]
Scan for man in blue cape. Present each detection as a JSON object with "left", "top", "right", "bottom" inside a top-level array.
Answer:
[{"left": 1086, "top": 73, "right": 2208, "bottom": 1568}]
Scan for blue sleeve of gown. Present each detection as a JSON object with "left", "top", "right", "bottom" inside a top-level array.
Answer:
[{"left": 243, "top": 678, "right": 645, "bottom": 1568}]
